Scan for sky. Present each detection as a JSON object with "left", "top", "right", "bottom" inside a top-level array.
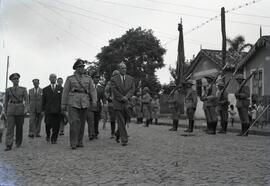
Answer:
[{"left": 0, "top": 0, "right": 270, "bottom": 91}]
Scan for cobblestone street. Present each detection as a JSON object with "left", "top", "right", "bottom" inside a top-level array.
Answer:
[{"left": 0, "top": 119, "right": 269, "bottom": 186}]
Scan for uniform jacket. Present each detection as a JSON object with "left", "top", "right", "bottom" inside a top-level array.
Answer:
[
  {"left": 5, "top": 86, "right": 28, "bottom": 116},
  {"left": 168, "top": 90, "right": 181, "bottom": 110},
  {"left": 29, "top": 87, "right": 43, "bottom": 113},
  {"left": 61, "top": 74, "right": 97, "bottom": 109},
  {"left": 185, "top": 88, "right": 197, "bottom": 109},
  {"left": 235, "top": 85, "right": 250, "bottom": 108},
  {"left": 110, "top": 74, "right": 135, "bottom": 110},
  {"left": 42, "top": 85, "right": 63, "bottom": 114},
  {"left": 216, "top": 89, "right": 229, "bottom": 111},
  {"left": 202, "top": 84, "right": 218, "bottom": 108}
]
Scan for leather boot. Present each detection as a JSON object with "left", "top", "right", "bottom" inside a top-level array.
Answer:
[
  {"left": 243, "top": 123, "right": 249, "bottom": 136},
  {"left": 155, "top": 119, "right": 158, "bottom": 125},
  {"left": 175, "top": 120, "right": 179, "bottom": 131},
  {"left": 237, "top": 123, "right": 244, "bottom": 136},
  {"left": 184, "top": 120, "right": 192, "bottom": 132},
  {"left": 0, "top": 132, "right": 2, "bottom": 143},
  {"left": 190, "top": 120, "right": 194, "bottom": 132},
  {"left": 207, "top": 122, "right": 215, "bottom": 135},
  {"left": 224, "top": 121, "right": 228, "bottom": 133},
  {"left": 169, "top": 120, "right": 176, "bottom": 131},
  {"left": 204, "top": 122, "right": 210, "bottom": 133},
  {"left": 218, "top": 121, "right": 226, "bottom": 134}
]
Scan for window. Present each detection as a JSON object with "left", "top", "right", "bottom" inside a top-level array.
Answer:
[{"left": 251, "top": 68, "right": 263, "bottom": 104}]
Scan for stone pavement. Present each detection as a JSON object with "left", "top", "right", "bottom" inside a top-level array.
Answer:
[{"left": 0, "top": 118, "right": 269, "bottom": 185}]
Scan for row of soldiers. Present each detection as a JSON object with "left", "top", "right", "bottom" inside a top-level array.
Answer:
[{"left": 167, "top": 73, "right": 250, "bottom": 136}]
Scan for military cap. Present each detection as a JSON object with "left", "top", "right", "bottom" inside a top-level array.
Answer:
[
  {"left": 32, "top": 78, "right": 39, "bottom": 83},
  {"left": 183, "top": 80, "right": 194, "bottom": 85},
  {"left": 143, "top": 87, "right": 149, "bottom": 92},
  {"left": 73, "top": 59, "right": 85, "bottom": 70},
  {"left": 112, "top": 70, "right": 120, "bottom": 76},
  {"left": 204, "top": 75, "right": 215, "bottom": 80},
  {"left": 169, "top": 81, "right": 176, "bottom": 87},
  {"left": 235, "top": 74, "right": 245, "bottom": 80},
  {"left": 9, "top": 73, "right": 20, "bottom": 80}
]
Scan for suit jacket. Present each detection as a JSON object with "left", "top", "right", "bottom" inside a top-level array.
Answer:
[
  {"left": 110, "top": 74, "right": 135, "bottom": 110},
  {"left": 42, "top": 85, "right": 63, "bottom": 114},
  {"left": 29, "top": 87, "right": 43, "bottom": 113}
]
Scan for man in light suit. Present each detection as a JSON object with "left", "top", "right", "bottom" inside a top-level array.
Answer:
[
  {"left": 110, "top": 62, "right": 135, "bottom": 146},
  {"left": 42, "top": 74, "right": 63, "bottom": 144},
  {"left": 28, "top": 79, "right": 43, "bottom": 138}
]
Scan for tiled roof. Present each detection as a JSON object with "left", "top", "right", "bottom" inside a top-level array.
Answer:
[
  {"left": 186, "top": 49, "right": 247, "bottom": 76},
  {"left": 238, "top": 36, "right": 270, "bottom": 67}
]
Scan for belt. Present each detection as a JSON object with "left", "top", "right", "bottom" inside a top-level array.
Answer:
[
  {"left": 72, "top": 90, "right": 87, "bottom": 94},
  {"left": 10, "top": 101, "right": 23, "bottom": 104}
]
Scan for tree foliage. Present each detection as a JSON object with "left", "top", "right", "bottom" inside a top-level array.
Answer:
[
  {"left": 227, "top": 35, "right": 252, "bottom": 52},
  {"left": 96, "top": 27, "right": 166, "bottom": 94}
]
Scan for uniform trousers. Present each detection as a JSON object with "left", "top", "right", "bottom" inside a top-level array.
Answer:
[
  {"left": 108, "top": 106, "right": 116, "bottom": 135},
  {"left": 29, "top": 112, "right": 43, "bottom": 136},
  {"left": 204, "top": 106, "right": 217, "bottom": 122},
  {"left": 115, "top": 109, "right": 128, "bottom": 143},
  {"left": 237, "top": 107, "right": 249, "bottom": 123},
  {"left": 86, "top": 111, "right": 95, "bottom": 138},
  {"left": 45, "top": 113, "right": 61, "bottom": 142},
  {"left": 186, "top": 108, "right": 196, "bottom": 120},
  {"left": 68, "top": 107, "right": 87, "bottom": 147},
  {"left": 6, "top": 115, "right": 24, "bottom": 147},
  {"left": 93, "top": 111, "right": 101, "bottom": 136}
]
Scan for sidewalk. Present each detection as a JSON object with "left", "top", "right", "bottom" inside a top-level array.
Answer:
[{"left": 132, "top": 117, "right": 270, "bottom": 136}]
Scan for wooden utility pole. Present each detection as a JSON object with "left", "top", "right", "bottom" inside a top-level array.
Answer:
[
  {"left": 221, "top": 7, "right": 226, "bottom": 67},
  {"left": 176, "top": 18, "right": 185, "bottom": 86},
  {"left": 260, "top": 25, "right": 262, "bottom": 38},
  {"left": 5, "top": 56, "right": 9, "bottom": 90}
]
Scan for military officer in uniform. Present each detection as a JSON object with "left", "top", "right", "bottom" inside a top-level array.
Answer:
[
  {"left": 183, "top": 80, "right": 197, "bottom": 133},
  {"left": 168, "top": 82, "right": 181, "bottom": 131},
  {"left": 28, "top": 78, "right": 43, "bottom": 138},
  {"left": 104, "top": 70, "right": 120, "bottom": 138},
  {"left": 110, "top": 62, "right": 135, "bottom": 146},
  {"left": 4, "top": 73, "right": 28, "bottom": 151},
  {"left": 61, "top": 59, "right": 97, "bottom": 149},
  {"left": 201, "top": 75, "right": 218, "bottom": 134},
  {"left": 216, "top": 81, "right": 229, "bottom": 134},
  {"left": 141, "top": 87, "right": 152, "bottom": 127},
  {"left": 234, "top": 74, "right": 250, "bottom": 136}
]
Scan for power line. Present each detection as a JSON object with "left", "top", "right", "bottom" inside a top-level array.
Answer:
[
  {"left": 93, "top": 0, "right": 211, "bottom": 19},
  {"left": 16, "top": 0, "right": 98, "bottom": 50}
]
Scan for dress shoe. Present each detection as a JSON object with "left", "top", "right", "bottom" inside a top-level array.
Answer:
[
  {"left": 59, "top": 133, "right": 64, "bottom": 136},
  {"left": 110, "top": 135, "right": 115, "bottom": 139},
  {"left": 36, "top": 134, "right": 41, "bottom": 137},
  {"left": 115, "top": 136, "right": 120, "bottom": 143},
  {"left": 121, "top": 143, "right": 127, "bottom": 146},
  {"left": 46, "top": 137, "right": 50, "bottom": 142},
  {"left": 184, "top": 128, "right": 191, "bottom": 133},
  {"left": 169, "top": 128, "right": 177, "bottom": 131},
  {"left": 207, "top": 131, "right": 216, "bottom": 135},
  {"left": 236, "top": 133, "right": 243, "bottom": 136},
  {"left": 5, "top": 146, "right": 12, "bottom": 151},
  {"left": 71, "top": 146, "right": 76, "bottom": 150},
  {"left": 218, "top": 130, "right": 226, "bottom": 134},
  {"left": 51, "top": 141, "right": 57, "bottom": 144},
  {"left": 89, "top": 137, "right": 94, "bottom": 141},
  {"left": 28, "top": 134, "right": 34, "bottom": 138}
]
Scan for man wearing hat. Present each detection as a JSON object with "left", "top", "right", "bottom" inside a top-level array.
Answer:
[
  {"left": 234, "top": 74, "right": 250, "bottom": 136},
  {"left": 28, "top": 78, "right": 43, "bottom": 138},
  {"left": 62, "top": 59, "right": 97, "bottom": 149},
  {"left": 110, "top": 62, "right": 135, "bottom": 146},
  {"left": 4, "top": 73, "right": 28, "bottom": 151},
  {"left": 42, "top": 74, "right": 63, "bottom": 144},
  {"left": 216, "top": 81, "right": 229, "bottom": 134},
  {"left": 201, "top": 75, "right": 218, "bottom": 134},
  {"left": 104, "top": 70, "right": 120, "bottom": 138},
  {"left": 183, "top": 80, "right": 197, "bottom": 133},
  {"left": 141, "top": 87, "right": 152, "bottom": 127},
  {"left": 90, "top": 71, "right": 105, "bottom": 139},
  {"left": 168, "top": 82, "right": 181, "bottom": 131}
]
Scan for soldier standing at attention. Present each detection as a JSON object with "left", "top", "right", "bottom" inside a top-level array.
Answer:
[
  {"left": 201, "top": 75, "right": 218, "bottom": 135},
  {"left": 168, "top": 82, "right": 181, "bottom": 131},
  {"left": 234, "top": 74, "right": 250, "bottom": 136},
  {"left": 110, "top": 62, "right": 135, "bottom": 146},
  {"left": 216, "top": 81, "right": 229, "bottom": 134},
  {"left": 4, "top": 73, "right": 28, "bottom": 151},
  {"left": 183, "top": 80, "right": 197, "bottom": 133},
  {"left": 141, "top": 87, "right": 152, "bottom": 127},
  {"left": 61, "top": 59, "right": 97, "bottom": 149},
  {"left": 28, "top": 79, "right": 43, "bottom": 138},
  {"left": 104, "top": 70, "right": 120, "bottom": 139}
]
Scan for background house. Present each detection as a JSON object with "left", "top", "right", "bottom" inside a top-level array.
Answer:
[{"left": 238, "top": 35, "right": 270, "bottom": 123}]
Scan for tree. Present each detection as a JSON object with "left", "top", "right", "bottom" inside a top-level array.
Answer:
[
  {"left": 227, "top": 35, "right": 253, "bottom": 52},
  {"left": 96, "top": 27, "right": 166, "bottom": 93}
]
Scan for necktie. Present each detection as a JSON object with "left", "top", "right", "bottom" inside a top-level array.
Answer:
[
  {"left": 52, "top": 85, "right": 55, "bottom": 92},
  {"left": 122, "top": 76, "right": 125, "bottom": 87}
]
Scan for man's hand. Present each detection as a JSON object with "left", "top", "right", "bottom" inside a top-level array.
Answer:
[{"left": 61, "top": 105, "right": 67, "bottom": 112}]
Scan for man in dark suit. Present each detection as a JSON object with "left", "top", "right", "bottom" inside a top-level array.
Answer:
[
  {"left": 110, "top": 62, "right": 135, "bottom": 146},
  {"left": 42, "top": 74, "right": 63, "bottom": 144},
  {"left": 28, "top": 79, "right": 43, "bottom": 138}
]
